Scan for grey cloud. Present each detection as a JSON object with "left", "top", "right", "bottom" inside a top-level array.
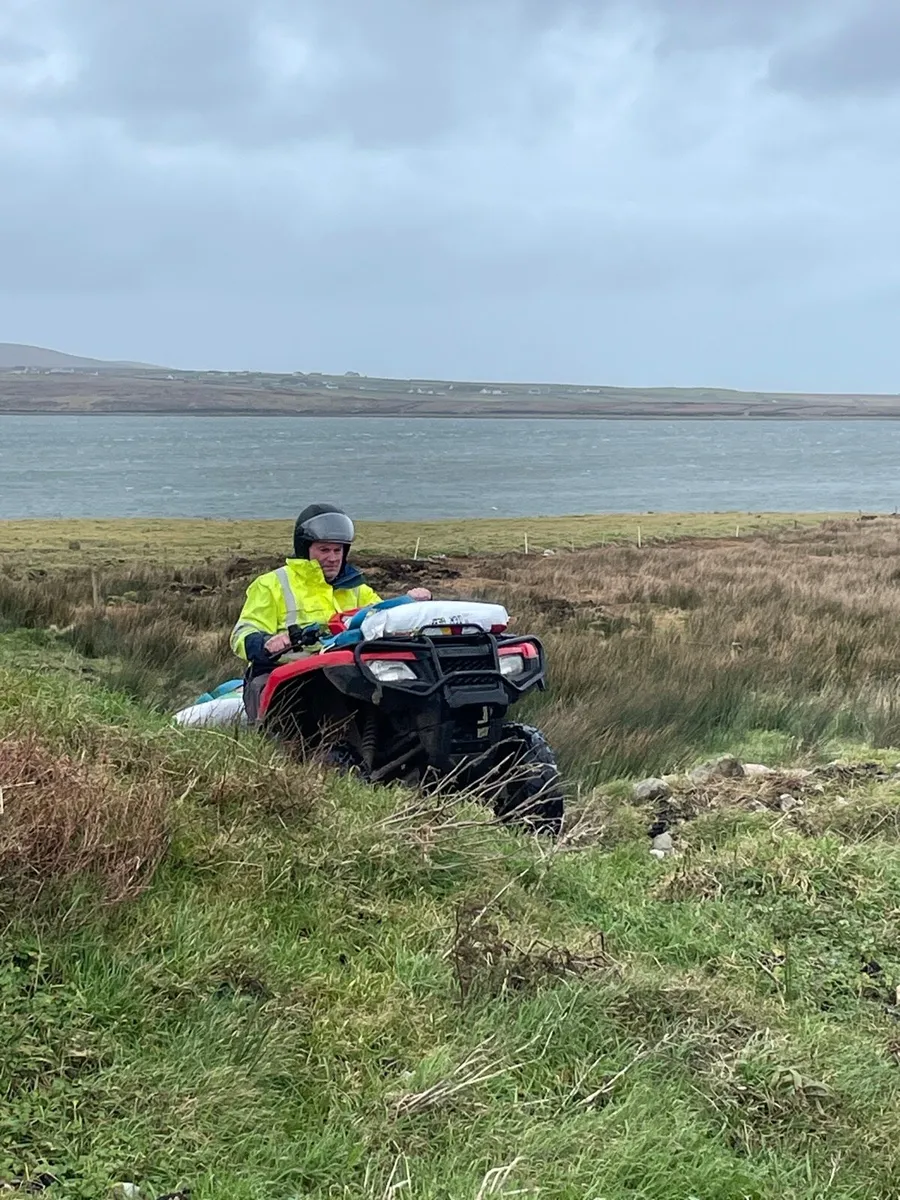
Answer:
[
  {"left": 23, "top": 0, "right": 607, "bottom": 148},
  {"left": 769, "top": 1, "right": 900, "bottom": 97},
  {"left": 652, "top": 0, "right": 820, "bottom": 53},
  {"left": 0, "top": 112, "right": 853, "bottom": 305},
  {"left": 9, "top": 0, "right": 854, "bottom": 153},
  {"left": 2, "top": 0, "right": 900, "bottom": 390},
  {"left": 37, "top": 0, "right": 270, "bottom": 140}
]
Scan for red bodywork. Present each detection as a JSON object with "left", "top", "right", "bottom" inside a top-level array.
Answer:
[{"left": 258, "top": 639, "right": 536, "bottom": 720}]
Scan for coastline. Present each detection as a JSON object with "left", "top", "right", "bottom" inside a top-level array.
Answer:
[
  {"left": 3, "top": 370, "right": 900, "bottom": 419},
  {"left": 6, "top": 409, "right": 900, "bottom": 420}
]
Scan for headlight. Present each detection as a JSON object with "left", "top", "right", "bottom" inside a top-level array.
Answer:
[
  {"left": 499, "top": 653, "right": 526, "bottom": 678},
  {"left": 367, "top": 659, "right": 417, "bottom": 683}
]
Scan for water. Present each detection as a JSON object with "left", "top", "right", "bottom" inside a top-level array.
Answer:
[{"left": 1, "top": 415, "right": 898, "bottom": 519}]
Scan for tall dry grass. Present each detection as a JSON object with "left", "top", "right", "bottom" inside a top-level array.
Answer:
[
  {"left": 0, "top": 556, "right": 277, "bottom": 704},
  {"left": 0, "top": 733, "right": 172, "bottom": 906},
  {"left": 4, "top": 517, "right": 900, "bottom": 776},
  {"left": 476, "top": 518, "right": 900, "bottom": 776}
]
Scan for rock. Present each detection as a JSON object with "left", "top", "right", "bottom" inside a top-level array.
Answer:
[
  {"left": 689, "top": 755, "right": 745, "bottom": 784},
  {"left": 651, "top": 831, "right": 675, "bottom": 854},
  {"left": 649, "top": 848, "right": 668, "bottom": 861},
  {"left": 743, "top": 763, "right": 776, "bottom": 778},
  {"left": 633, "top": 777, "right": 671, "bottom": 803},
  {"left": 110, "top": 1186, "right": 142, "bottom": 1200},
  {"left": 778, "top": 793, "right": 803, "bottom": 812}
]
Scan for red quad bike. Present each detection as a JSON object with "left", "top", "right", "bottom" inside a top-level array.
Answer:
[{"left": 256, "top": 599, "right": 564, "bottom": 834}]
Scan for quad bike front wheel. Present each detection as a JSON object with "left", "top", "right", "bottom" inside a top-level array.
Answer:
[
  {"left": 489, "top": 722, "right": 564, "bottom": 836},
  {"left": 323, "top": 742, "right": 371, "bottom": 779}
]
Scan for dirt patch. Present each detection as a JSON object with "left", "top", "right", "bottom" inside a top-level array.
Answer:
[
  {"left": 355, "top": 554, "right": 462, "bottom": 595},
  {"left": 451, "top": 901, "right": 614, "bottom": 1003},
  {"left": 521, "top": 594, "right": 636, "bottom": 635},
  {"left": 654, "top": 771, "right": 818, "bottom": 826}
]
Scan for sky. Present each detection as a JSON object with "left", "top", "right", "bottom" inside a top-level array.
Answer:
[{"left": 1, "top": 0, "right": 899, "bottom": 390}]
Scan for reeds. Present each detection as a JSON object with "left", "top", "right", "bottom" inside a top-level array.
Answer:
[{"left": 4, "top": 517, "right": 900, "bottom": 774}]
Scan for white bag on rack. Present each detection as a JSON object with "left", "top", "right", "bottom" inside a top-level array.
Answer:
[{"left": 360, "top": 600, "right": 509, "bottom": 641}]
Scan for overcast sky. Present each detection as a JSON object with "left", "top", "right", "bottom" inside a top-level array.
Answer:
[{"left": 1, "top": 0, "right": 898, "bottom": 390}]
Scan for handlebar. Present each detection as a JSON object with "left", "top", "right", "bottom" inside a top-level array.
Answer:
[{"left": 287, "top": 623, "right": 326, "bottom": 650}]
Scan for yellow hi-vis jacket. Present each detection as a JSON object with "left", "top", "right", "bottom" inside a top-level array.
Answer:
[{"left": 230, "top": 558, "right": 381, "bottom": 662}]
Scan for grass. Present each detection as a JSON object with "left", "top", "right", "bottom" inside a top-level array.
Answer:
[
  {"left": 4, "top": 664, "right": 900, "bottom": 1196},
  {"left": 4, "top": 514, "right": 900, "bottom": 1195},
  {"left": 0, "top": 511, "right": 851, "bottom": 568},
  {"left": 1, "top": 514, "right": 899, "bottom": 771}
]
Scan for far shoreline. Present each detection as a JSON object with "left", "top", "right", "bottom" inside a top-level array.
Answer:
[
  {"left": 5, "top": 367, "right": 900, "bottom": 419},
  {"left": 5, "top": 410, "right": 900, "bottom": 421}
]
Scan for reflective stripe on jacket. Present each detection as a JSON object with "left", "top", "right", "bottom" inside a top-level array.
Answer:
[{"left": 230, "top": 558, "right": 381, "bottom": 661}]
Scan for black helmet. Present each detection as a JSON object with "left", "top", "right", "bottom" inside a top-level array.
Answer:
[{"left": 293, "top": 503, "right": 355, "bottom": 559}]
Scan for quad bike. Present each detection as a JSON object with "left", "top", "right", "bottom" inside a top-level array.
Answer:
[{"left": 256, "top": 599, "right": 564, "bottom": 834}]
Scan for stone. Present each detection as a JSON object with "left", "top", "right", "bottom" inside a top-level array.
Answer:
[
  {"left": 743, "top": 763, "right": 776, "bottom": 778},
  {"left": 651, "top": 831, "right": 675, "bottom": 853},
  {"left": 689, "top": 755, "right": 745, "bottom": 784},
  {"left": 779, "top": 793, "right": 802, "bottom": 813},
  {"left": 649, "top": 848, "right": 668, "bottom": 861},
  {"left": 633, "top": 777, "right": 672, "bottom": 803}
]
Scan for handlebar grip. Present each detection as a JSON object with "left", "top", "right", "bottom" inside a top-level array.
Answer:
[{"left": 288, "top": 623, "right": 324, "bottom": 649}]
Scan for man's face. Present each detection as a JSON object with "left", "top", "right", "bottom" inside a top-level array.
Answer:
[{"left": 308, "top": 541, "right": 345, "bottom": 582}]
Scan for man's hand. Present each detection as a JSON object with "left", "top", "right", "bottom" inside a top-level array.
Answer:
[
  {"left": 407, "top": 587, "right": 432, "bottom": 601},
  {"left": 264, "top": 632, "right": 292, "bottom": 656}
]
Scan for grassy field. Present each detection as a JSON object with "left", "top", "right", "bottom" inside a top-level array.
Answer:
[
  {"left": 4, "top": 514, "right": 900, "bottom": 1196},
  {"left": 0, "top": 511, "right": 851, "bottom": 568}
]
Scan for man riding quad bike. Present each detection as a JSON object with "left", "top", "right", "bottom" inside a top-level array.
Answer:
[{"left": 230, "top": 504, "right": 564, "bottom": 834}]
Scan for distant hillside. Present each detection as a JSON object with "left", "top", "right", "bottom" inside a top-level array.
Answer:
[
  {"left": 3, "top": 355, "right": 900, "bottom": 418},
  {"left": 0, "top": 343, "right": 158, "bottom": 370}
]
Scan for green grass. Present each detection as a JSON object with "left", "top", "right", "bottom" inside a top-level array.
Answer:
[
  {"left": 4, "top": 653, "right": 900, "bottom": 1196},
  {"left": 0, "top": 512, "right": 851, "bottom": 568},
  {"left": 5, "top": 515, "right": 900, "bottom": 1195}
]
